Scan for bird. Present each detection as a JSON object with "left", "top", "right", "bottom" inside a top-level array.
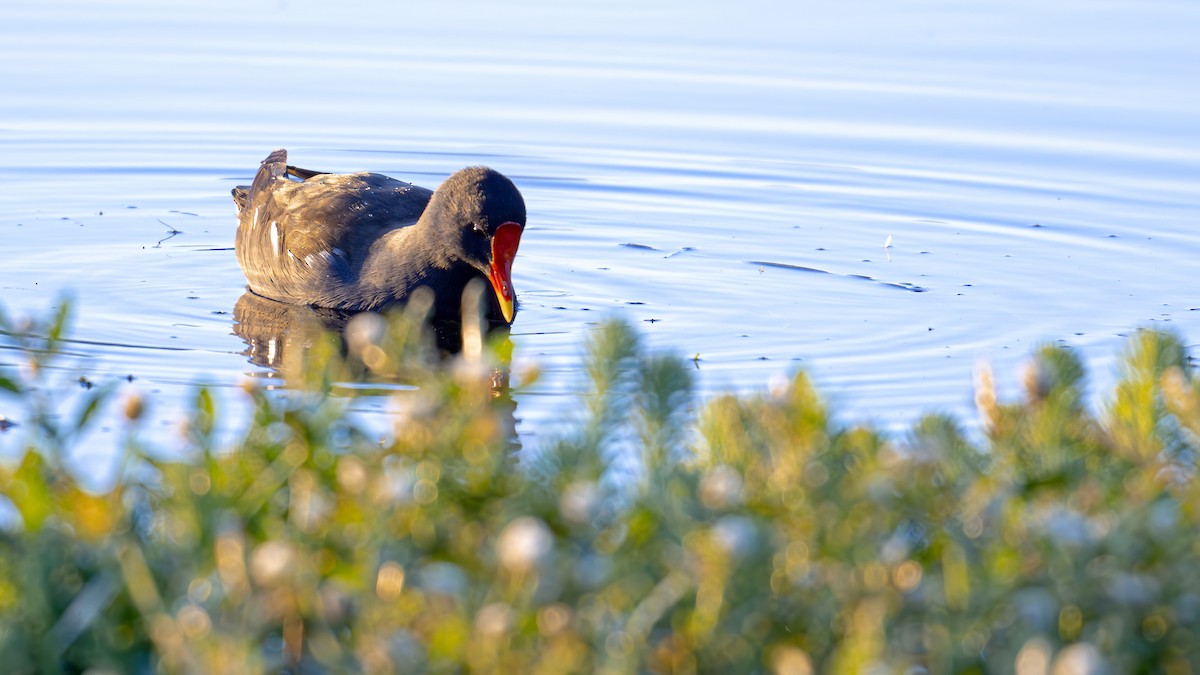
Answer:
[{"left": 232, "top": 149, "right": 526, "bottom": 325}]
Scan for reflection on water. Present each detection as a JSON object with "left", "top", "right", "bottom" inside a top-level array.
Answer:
[
  {"left": 230, "top": 288, "right": 519, "bottom": 452},
  {"left": 0, "top": 0, "right": 1198, "bottom": 456},
  {"left": 233, "top": 291, "right": 356, "bottom": 372},
  {"left": 232, "top": 287, "right": 514, "bottom": 371}
]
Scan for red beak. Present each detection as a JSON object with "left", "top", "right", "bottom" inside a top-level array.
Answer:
[{"left": 487, "top": 222, "right": 522, "bottom": 323}]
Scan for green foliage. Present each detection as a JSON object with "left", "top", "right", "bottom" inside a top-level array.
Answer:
[{"left": 2, "top": 303, "right": 1200, "bottom": 673}]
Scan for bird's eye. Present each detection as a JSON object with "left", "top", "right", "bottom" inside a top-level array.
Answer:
[{"left": 472, "top": 222, "right": 488, "bottom": 236}]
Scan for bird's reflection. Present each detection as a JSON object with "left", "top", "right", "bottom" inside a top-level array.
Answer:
[
  {"left": 233, "top": 291, "right": 354, "bottom": 372},
  {"left": 232, "top": 290, "right": 500, "bottom": 370},
  {"left": 231, "top": 288, "right": 518, "bottom": 446}
]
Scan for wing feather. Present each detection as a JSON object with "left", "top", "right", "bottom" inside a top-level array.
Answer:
[{"left": 235, "top": 152, "right": 435, "bottom": 307}]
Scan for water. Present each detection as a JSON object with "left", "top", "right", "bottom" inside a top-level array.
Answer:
[{"left": 2, "top": 0, "right": 1199, "bottom": 475}]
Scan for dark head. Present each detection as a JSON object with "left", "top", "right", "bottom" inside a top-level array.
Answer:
[{"left": 424, "top": 167, "right": 527, "bottom": 323}]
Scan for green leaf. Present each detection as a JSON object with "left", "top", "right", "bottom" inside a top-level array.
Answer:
[
  {"left": 71, "top": 383, "right": 115, "bottom": 434},
  {"left": 10, "top": 452, "right": 54, "bottom": 531},
  {"left": 191, "top": 386, "right": 216, "bottom": 440},
  {"left": 0, "top": 373, "right": 20, "bottom": 394},
  {"left": 46, "top": 298, "right": 72, "bottom": 348}
]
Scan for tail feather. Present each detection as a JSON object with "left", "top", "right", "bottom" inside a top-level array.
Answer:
[
  {"left": 251, "top": 148, "right": 289, "bottom": 194},
  {"left": 233, "top": 149, "right": 289, "bottom": 214},
  {"left": 232, "top": 186, "right": 250, "bottom": 210},
  {"left": 286, "top": 165, "right": 327, "bottom": 180}
]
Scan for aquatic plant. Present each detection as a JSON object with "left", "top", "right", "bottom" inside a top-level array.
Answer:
[{"left": 1, "top": 301, "right": 1199, "bottom": 673}]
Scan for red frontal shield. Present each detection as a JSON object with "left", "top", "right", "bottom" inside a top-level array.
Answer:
[{"left": 488, "top": 222, "right": 522, "bottom": 323}]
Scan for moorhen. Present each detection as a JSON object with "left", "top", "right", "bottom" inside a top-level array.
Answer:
[{"left": 232, "top": 149, "right": 526, "bottom": 324}]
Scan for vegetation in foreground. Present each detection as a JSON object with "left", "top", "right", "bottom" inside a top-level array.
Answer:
[{"left": 2, "top": 301, "right": 1200, "bottom": 674}]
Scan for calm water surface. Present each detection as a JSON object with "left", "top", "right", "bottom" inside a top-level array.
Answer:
[{"left": 2, "top": 1, "right": 1198, "bottom": 477}]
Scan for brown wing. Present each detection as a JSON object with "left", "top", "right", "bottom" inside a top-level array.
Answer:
[
  {"left": 234, "top": 150, "right": 434, "bottom": 304},
  {"left": 266, "top": 171, "right": 433, "bottom": 263}
]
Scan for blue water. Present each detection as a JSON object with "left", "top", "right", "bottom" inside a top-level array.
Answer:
[{"left": 2, "top": 0, "right": 1199, "bottom": 478}]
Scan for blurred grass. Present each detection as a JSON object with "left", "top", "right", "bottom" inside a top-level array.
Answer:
[{"left": 2, "top": 301, "right": 1200, "bottom": 673}]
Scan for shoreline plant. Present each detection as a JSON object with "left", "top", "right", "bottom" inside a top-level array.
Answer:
[{"left": 1, "top": 301, "right": 1199, "bottom": 673}]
